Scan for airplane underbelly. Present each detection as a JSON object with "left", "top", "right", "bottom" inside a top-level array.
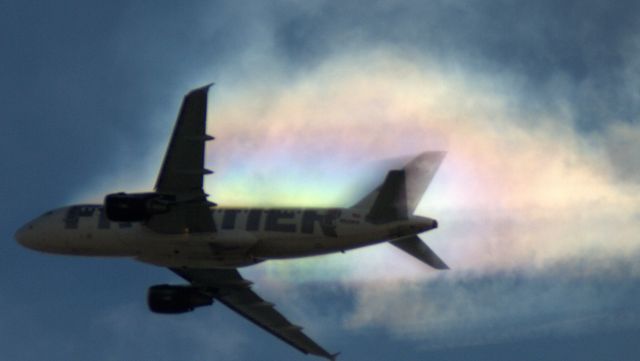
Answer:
[
  {"left": 249, "top": 231, "right": 387, "bottom": 259},
  {"left": 57, "top": 227, "right": 135, "bottom": 256},
  {"left": 130, "top": 229, "right": 261, "bottom": 268}
]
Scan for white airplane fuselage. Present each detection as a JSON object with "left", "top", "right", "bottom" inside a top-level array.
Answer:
[{"left": 16, "top": 204, "right": 437, "bottom": 269}]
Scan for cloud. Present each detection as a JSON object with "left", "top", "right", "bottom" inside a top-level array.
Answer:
[
  {"left": 94, "top": 301, "right": 249, "bottom": 361},
  {"left": 600, "top": 121, "right": 640, "bottom": 182},
  {"left": 204, "top": 47, "right": 640, "bottom": 346},
  {"left": 205, "top": 48, "right": 640, "bottom": 267},
  {"left": 53, "top": 0, "right": 640, "bottom": 350},
  {"left": 343, "top": 261, "right": 640, "bottom": 349}
]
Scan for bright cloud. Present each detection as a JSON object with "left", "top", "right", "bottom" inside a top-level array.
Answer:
[
  {"left": 206, "top": 49, "right": 640, "bottom": 271},
  {"left": 202, "top": 48, "right": 640, "bottom": 345},
  {"left": 72, "top": 45, "right": 640, "bottom": 348}
]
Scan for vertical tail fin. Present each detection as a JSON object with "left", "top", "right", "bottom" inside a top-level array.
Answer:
[
  {"left": 404, "top": 151, "right": 446, "bottom": 214},
  {"left": 366, "top": 170, "right": 408, "bottom": 223},
  {"left": 352, "top": 151, "right": 445, "bottom": 221}
]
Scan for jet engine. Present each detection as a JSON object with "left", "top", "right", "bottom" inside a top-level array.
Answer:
[
  {"left": 147, "top": 284, "right": 213, "bottom": 314},
  {"left": 104, "top": 192, "right": 173, "bottom": 222}
]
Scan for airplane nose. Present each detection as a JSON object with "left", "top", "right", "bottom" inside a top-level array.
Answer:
[
  {"left": 15, "top": 225, "right": 27, "bottom": 245},
  {"left": 14, "top": 223, "right": 34, "bottom": 248}
]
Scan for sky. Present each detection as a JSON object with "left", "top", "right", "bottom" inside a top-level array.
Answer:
[{"left": 2, "top": 1, "right": 640, "bottom": 360}]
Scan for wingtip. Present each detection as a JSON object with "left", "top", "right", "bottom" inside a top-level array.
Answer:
[
  {"left": 329, "top": 352, "right": 340, "bottom": 361},
  {"left": 429, "top": 150, "right": 448, "bottom": 159},
  {"left": 410, "top": 150, "right": 447, "bottom": 165},
  {"left": 432, "top": 258, "right": 450, "bottom": 270},
  {"left": 187, "top": 82, "right": 215, "bottom": 96}
]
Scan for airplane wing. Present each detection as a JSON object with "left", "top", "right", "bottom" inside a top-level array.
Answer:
[
  {"left": 147, "top": 84, "right": 216, "bottom": 234},
  {"left": 171, "top": 267, "right": 338, "bottom": 361}
]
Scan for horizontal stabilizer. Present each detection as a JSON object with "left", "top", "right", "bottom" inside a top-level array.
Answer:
[{"left": 391, "top": 235, "right": 449, "bottom": 270}]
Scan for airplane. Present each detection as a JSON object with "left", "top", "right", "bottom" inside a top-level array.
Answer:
[{"left": 14, "top": 84, "right": 447, "bottom": 360}]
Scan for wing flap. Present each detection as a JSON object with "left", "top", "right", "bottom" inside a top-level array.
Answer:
[
  {"left": 404, "top": 151, "right": 446, "bottom": 213},
  {"left": 171, "top": 268, "right": 337, "bottom": 360}
]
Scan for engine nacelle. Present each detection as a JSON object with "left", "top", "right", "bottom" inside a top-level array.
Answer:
[
  {"left": 104, "top": 192, "right": 173, "bottom": 222},
  {"left": 147, "top": 284, "right": 213, "bottom": 314}
]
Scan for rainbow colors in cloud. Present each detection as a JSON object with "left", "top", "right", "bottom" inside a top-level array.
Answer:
[{"left": 202, "top": 49, "right": 640, "bottom": 279}]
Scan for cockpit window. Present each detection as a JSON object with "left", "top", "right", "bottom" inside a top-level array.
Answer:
[{"left": 41, "top": 211, "right": 54, "bottom": 217}]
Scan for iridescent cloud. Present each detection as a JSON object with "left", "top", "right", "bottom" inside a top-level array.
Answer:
[
  {"left": 204, "top": 49, "right": 640, "bottom": 345},
  {"left": 203, "top": 49, "right": 640, "bottom": 279},
  {"left": 71, "top": 47, "right": 640, "bottom": 347}
]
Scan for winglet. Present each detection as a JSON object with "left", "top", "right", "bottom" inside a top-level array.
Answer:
[
  {"left": 189, "top": 82, "right": 214, "bottom": 93},
  {"left": 329, "top": 352, "right": 340, "bottom": 361}
]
